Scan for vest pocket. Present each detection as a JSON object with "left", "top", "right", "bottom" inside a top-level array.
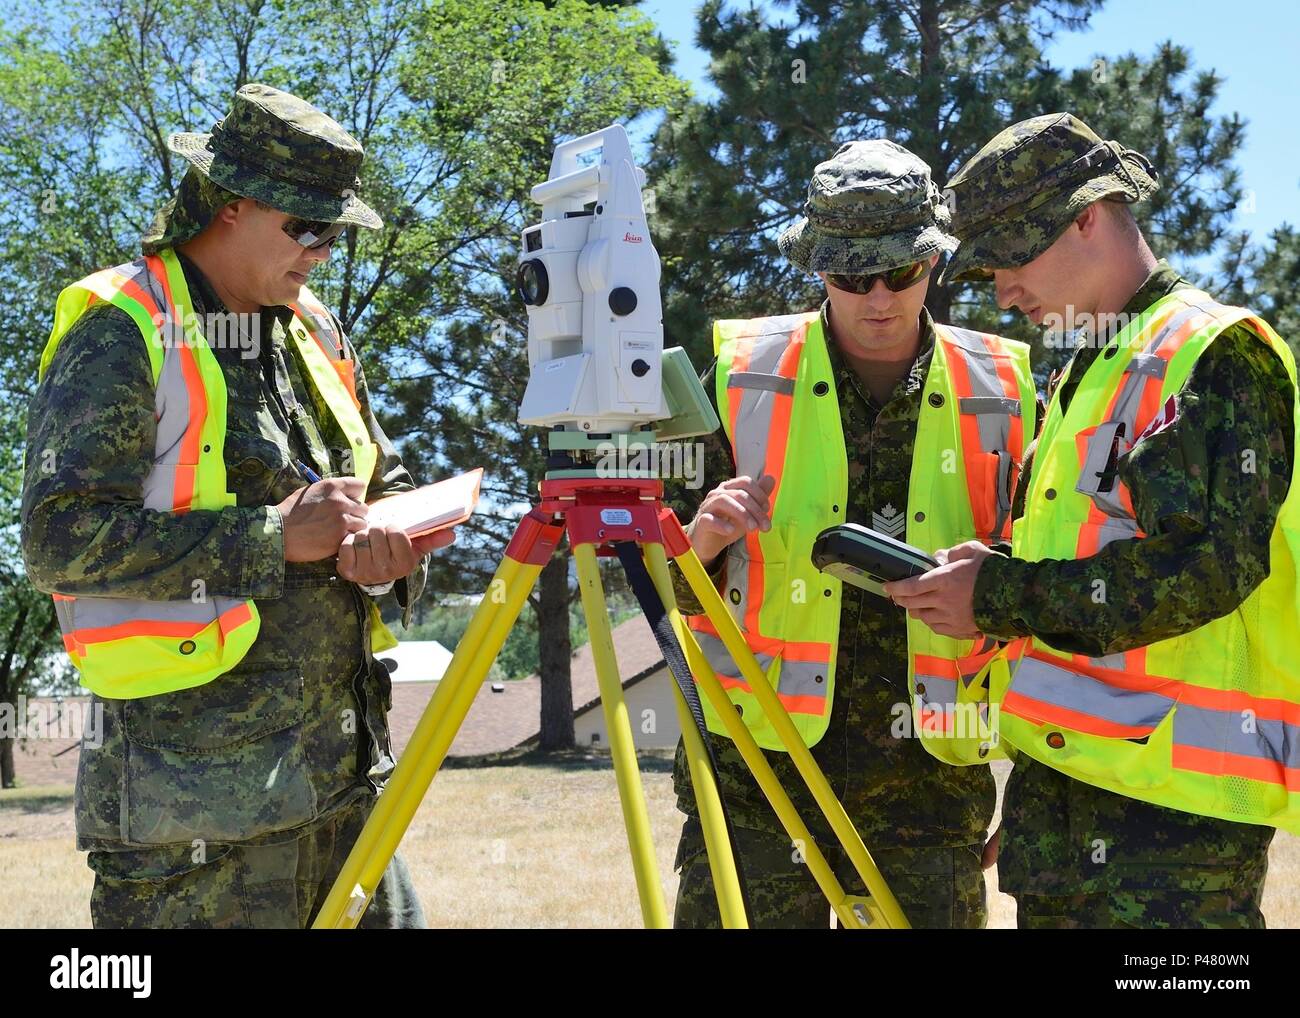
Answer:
[
  {"left": 718, "top": 530, "right": 792, "bottom": 716},
  {"left": 722, "top": 524, "right": 790, "bottom": 638},
  {"left": 67, "top": 595, "right": 251, "bottom": 695},
  {"left": 968, "top": 451, "right": 1017, "bottom": 543},
  {"left": 1072, "top": 422, "right": 1135, "bottom": 517},
  {"left": 120, "top": 668, "right": 315, "bottom": 844}
]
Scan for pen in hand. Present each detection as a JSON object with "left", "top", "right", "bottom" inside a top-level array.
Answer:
[{"left": 295, "top": 460, "right": 323, "bottom": 483}]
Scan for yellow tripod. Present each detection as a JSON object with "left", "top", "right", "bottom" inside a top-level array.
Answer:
[{"left": 313, "top": 474, "right": 908, "bottom": 929}]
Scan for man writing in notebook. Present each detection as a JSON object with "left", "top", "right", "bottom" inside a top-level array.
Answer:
[{"left": 21, "top": 84, "right": 452, "bottom": 928}]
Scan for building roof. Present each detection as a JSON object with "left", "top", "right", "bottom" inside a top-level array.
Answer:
[
  {"left": 388, "top": 613, "right": 666, "bottom": 758},
  {"left": 373, "top": 640, "right": 453, "bottom": 683}
]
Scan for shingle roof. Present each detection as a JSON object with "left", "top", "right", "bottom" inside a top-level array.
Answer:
[{"left": 389, "top": 613, "right": 665, "bottom": 758}]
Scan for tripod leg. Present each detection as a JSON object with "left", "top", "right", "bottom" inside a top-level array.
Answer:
[
  {"left": 313, "top": 515, "right": 560, "bottom": 928},
  {"left": 668, "top": 541, "right": 910, "bottom": 929},
  {"left": 668, "top": 684, "right": 749, "bottom": 928},
  {"left": 571, "top": 543, "right": 669, "bottom": 929},
  {"left": 628, "top": 545, "right": 747, "bottom": 928},
  {"left": 641, "top": 543, "right": 861, "bottom": 928}
]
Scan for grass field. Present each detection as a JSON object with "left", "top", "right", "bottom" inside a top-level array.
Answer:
[{"left": 2, "top": 758, "right": 1297, "bottom": 928}]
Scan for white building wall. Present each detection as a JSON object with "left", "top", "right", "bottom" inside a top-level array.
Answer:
[{"left": 572, "top": 667, "right": 681, "bottom": 750}]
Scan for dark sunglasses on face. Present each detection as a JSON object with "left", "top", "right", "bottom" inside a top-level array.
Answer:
[
  {"left": 825, "top": 259, "right": 934, "bottom": 294},
  {"left": 282, "top": 217, "right": 347, "bottom": 250}
]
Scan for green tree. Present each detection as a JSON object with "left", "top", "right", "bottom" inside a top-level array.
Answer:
[
  {"left": 1220, "top": 225, "right": 1300, "bottom": 357},
  {"left": 0, "top": 0, "right": 686, "bottom": 773},
  {"left": 0, "top": 401, "right": 73, "bottom": 787},
  {"left": 649, "top": 1, "right": 1279, "bottom": 381},
  {"left": 384, "top": 0, "right": 687, "bottom": 748}
]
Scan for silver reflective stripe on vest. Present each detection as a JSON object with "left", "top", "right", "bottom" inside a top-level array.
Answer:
[
  {"left": 726, "top": 324, "right": 801, "bottom": 481},
  {"left": 778, "top": 660, "right": 827, "bottom": 701},
  {"left": 1009, "top": 654, "right": 1177, "bottom": 731},
  {"left": 68, "top": 595, "right": 244, "bottom": 631},
  {"left": 1174, "top": 704, "right": 1300, "bottom": 770},
  {"left": 1075, "top": 419, "right": 1130, "bottom": 520},
  {"left": 916, "top": 673, "right": 958, "bottom": 710},
  {"left": 945, "top": 327, "right": 1016, "bottom": 453},
  {"left": 915, "top": 672, "right": 990, "bottom": 732},
  {"left": 143, "top": 336, "right": 198, "bottom": 512},
  {"left": 698, "top": 629, "right": 776, "bottom": 681},
  {"left": 1015, "top": 654, "right": 1300, "bottom": 771},
  {"left": 696, "top": 623, "right": 825, "bottom": 705},
  {"left": 52, "top": 598, "right": 76, "bottom": 634},
  {"left": 298, "top": 303, "right": 333, "bottom": 337},
  {"left": 959, "top": 395, "right": 1021, "bottom": 416},
  {"left": 719, "top": 316, "right": 811, "bottom": 626},
  {"left": 294, "top": 297, "right": 342, "bottom": 355},
  {"left": 1127, "top": 353, "right": 1167, "bottom": 380},
  {"left": 721, "top": 546, "right": 751, "bottom": 631}
]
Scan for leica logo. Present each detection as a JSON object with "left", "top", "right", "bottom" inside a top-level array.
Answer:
[{"left": 623, "top": 231, "right": 643, "bottom": 243}]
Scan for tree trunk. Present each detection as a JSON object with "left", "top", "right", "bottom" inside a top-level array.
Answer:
[
  {"left": 536, "top": 549, "right": 575, "bottom": 751},
  {"left": 916, "top": 0, "right": 955, "bottom": 326},
  {"left": 0, "top": 737, "right": 14, "bottom": 789},
  {"left": 0, "top": 604, "right": 23, "bottom": 787}
]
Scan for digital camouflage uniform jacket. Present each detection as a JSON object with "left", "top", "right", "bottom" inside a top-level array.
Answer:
[
  {"left": 21, "top": 250, "right": 428, "bottom": 853},
  {"left": 974, "top": 261, "right": 1293, "bottom": 895},
  {"left": 668, "top": 303, "right": 996, "bottom": 850}
]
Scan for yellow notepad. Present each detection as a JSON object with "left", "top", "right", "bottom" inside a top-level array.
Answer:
[{"left": 365, "top": 468, "right": 483, "bottom": 537}]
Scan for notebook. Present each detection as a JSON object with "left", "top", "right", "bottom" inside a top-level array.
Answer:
[{"left": 365, "top": 467, "right": 483, "bottom": 537}]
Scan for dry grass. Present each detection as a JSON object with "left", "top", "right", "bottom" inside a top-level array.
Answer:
[{"left": 2, "top": 762, "right": 1297, "bottom": 928}]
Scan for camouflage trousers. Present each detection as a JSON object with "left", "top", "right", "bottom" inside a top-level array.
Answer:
[
  {"left": 672, "top": 815, "right": 987, "bottom": 929},
  {"left": 1013, "top": 885, "right": 1267, "bottom": 930},
  {"left": 86, "top": 794, "right": 425, "bottom": 929}
]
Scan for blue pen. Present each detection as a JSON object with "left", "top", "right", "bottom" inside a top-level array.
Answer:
[{"left": 295, "top": 460, "right": 323, "bottom": 483}]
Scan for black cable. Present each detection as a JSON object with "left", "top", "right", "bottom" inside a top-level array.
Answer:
[{"left": 612, "top": 540, "right": 752, "bottom": 924}]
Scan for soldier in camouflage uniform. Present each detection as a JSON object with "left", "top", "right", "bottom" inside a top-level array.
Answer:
[
  {"left": 887, "top": 113, "right": 1292, "bottom": 928},
  {"left": 21, "top": 84, "right": 448, "bottom": 928},
  {"left": 668, "top": 141, "right": 998, "bottom": 929}
]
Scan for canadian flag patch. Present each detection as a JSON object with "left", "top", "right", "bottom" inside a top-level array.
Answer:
[{"left": 1134, "top": 394, "right": 1180, "bottom": 445}]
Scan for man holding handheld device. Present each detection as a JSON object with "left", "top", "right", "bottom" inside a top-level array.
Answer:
[
  {"left": 667, "top": 140, "right": 1037, "bottom": 928},
  {"left": 889, "top": 113, "right": 1300, "bottom": 929}
]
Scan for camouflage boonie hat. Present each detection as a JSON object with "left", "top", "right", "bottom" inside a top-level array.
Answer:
[
  {"left": 151, "top": 82, "right": 383, "bottom": 244},
  {"left": 940, "top": 112, "right": 1158, "bottom": 285},
  {"left": 778, "top": 139, "right": 955, "bottom": 275}
]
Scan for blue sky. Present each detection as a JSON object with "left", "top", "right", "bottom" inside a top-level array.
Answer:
[{"left": 641, "top": 0, "right": 1296, "bottom": 248}]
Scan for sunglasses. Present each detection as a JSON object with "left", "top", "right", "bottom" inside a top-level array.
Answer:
[
  {"left": 282, "top": 217, "right": 348, "bottom": 250},
  {"left": 825, "top": 259, "right": 934, "bottom": 294}
]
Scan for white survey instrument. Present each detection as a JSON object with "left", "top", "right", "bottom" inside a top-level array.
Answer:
[{"left": 515, "top": 124, "right": 667, "bottom": 433}]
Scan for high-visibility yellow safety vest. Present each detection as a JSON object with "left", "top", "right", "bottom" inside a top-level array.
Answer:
[
  {"left": 40, "top": 247, "right": 396, "bottom": 700},
  {"left": 687, "top": 311, "right": 1036, "bottom": 759},
  {"left": 990, "top": 288, "right": 1300, "bottom": 833}
]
